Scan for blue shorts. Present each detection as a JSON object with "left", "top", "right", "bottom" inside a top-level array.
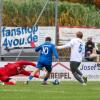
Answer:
[{"left": 36, "top": 62, "right": 52, "bottom": 73}]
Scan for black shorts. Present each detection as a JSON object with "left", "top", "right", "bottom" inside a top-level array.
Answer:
[
  {"left": 36, "top": 62, "right": 52, "bottom": 73},
  {"left": 70, "top": 61, "right": 81, "bottom": 73}
]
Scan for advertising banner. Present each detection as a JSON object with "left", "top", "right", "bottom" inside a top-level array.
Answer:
[
  {"left": 80, "top": 62, "right": 100, "bottom": 81},
  {"left": 0, "top": 62, "right": 100, "bottom": 81},
  {"left": 59, "top": 26, "right": 100, "bottom": 45},
  {"left": 1, "top": 26, "right": 56, "bottom": 49}
]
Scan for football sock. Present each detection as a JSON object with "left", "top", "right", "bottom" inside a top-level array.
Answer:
[
  {"left": 73, "top": 72, "right": 84, "bottom": 83},
  {"left": 76, "top": 69, "right": 83, "bottom": 76},
  {"left": 44, "top": 77, "right": 48, "bottom": 81},
  {"left": 28, "top": 75, "right": 33, "bottom": 81}
]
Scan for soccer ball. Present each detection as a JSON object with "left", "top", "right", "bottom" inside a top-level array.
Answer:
[{"left": 52, "top": 79, "right": 60, "bottom": 85}]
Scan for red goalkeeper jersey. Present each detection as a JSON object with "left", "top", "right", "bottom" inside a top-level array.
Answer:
[{"left": 0, "top": 60, "right": 36, "bottom": 77}]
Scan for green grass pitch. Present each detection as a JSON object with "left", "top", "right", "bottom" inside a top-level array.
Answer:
[{"left": 0, "top": 81, "right": 100, "bottom": 100}]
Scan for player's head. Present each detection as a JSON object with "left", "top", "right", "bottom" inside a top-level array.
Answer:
[
  {"left": 76, "top": 31, "right": 83, "bottom": 39},
  {"left": 45, "top": 37, "right": 51, "bottom": 42},
  {"left": 87, "top": 37, "right": 92, "bottom": 42}
]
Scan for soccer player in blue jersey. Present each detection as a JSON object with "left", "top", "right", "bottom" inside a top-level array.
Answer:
[{"left": 26, "top": 37, "right": 59, "bottom": 85}]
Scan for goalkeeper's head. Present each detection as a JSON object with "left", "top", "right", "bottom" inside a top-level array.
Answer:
[{"left": 45, "top": 37, "right": 51, "bottom": 42}]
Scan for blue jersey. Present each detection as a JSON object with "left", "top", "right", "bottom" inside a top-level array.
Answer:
[{"left": 35, "top": 42, "right": 59, "bottom": 65}]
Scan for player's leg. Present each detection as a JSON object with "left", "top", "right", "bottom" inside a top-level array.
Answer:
[
  {"left": 73, "top": 72, "right": 84, "bottom": 83},
  {"left": 0, "top": 76, "right": 16, "bottom": 85},
  {"left": 76, "top": 68, "right": 87, "bottom": 83},
  {"left": 76, "top": 69, "right": 83, "bottom": 76},
  {"left": 21, "top": 70, "right": 40, "bottom": 78},
  {"left": 0, "top": 70, "right": 5, "bottom": 85},
  {"left": 41, "top": 71, "right": 51, "bottom": 85},
  {"left": 4, "top": 78, "right": 16, "bottom": 85},
  {"left": 25, "top": 62, "right": 43, "bottom": 84},
  {"left": 0, "top": 69, "right": 16, "bottom": 85},
  {"left": 42, "top": 65, "right": 52, "bottom": 85},
  {"left": 24, "top": 68, "right": 40, "bottom": 84},
  {"left": 0, "top": 80, "right": 4, "bottom": 85},
  {"left": 28, "top": 68, "right": 40, "bottom": 81},
  {"left": 75, "top": 62, "right": 87, "bottom": 83},
  {"left": 70, "top": 61, "right": 85, "bottom": 84}
]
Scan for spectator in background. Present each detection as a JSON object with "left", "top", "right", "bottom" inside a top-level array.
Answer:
[
  {"left": 85, "top": 37, "right": 99, "bottom": 61},
  {"left": 96, "top": 43, "right": 100, "bottom": 54},
  {"left": 95, "top": 43, "right": 100, "bottom": 61},
  {"left": 85, "top": 37, "right": 95, "bottom": 57}
]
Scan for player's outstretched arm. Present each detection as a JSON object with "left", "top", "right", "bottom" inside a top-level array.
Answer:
[
  {"left": 56, "top": 40, "right": 74, "bottom": 49},
  {"left": 56, "top": 43, "right": 71, "bottom": 49},
  {"left": 35, "top": 45, "right": 42, "bottom": 52},
  {"left": 16, "top": 60, "right": 36, "bottom": 67},
  {"left": 52, "top": 45, "right": 59, "bottom": 60}
]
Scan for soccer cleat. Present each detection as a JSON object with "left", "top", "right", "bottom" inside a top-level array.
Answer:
[
  {"left": 24, "top": 81, "right": 29, "bottom": 85},
  {"left": 0, "top": 82, "right": 4, "bottom": 85},
  {"left": 83, "top": 76, "right": 87, "bottom": 83}
]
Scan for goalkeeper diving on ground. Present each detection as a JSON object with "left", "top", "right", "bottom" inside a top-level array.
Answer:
[{"left": 0, "top": 60, "right": 41, "bottom": 85}]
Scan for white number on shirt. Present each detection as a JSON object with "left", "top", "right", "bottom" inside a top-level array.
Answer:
[
  {"left": 79, "top": 43, "right": 83, "bottom": 53},
  {"left": 42, "top": 46, "right": 49, "bottom": 55}
]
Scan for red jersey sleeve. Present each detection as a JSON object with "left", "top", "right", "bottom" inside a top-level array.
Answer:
[{"left": 20, "top": 70, "right": 31, "bottom": 76}]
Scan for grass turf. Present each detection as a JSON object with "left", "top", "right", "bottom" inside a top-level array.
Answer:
[{"left": 0, "top": 81, "right": 100, "bottom": 100}]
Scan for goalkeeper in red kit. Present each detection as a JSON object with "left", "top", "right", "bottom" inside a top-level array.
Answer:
[{"left": 0, "top": 60, "right": 39, "bottom": 85}]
